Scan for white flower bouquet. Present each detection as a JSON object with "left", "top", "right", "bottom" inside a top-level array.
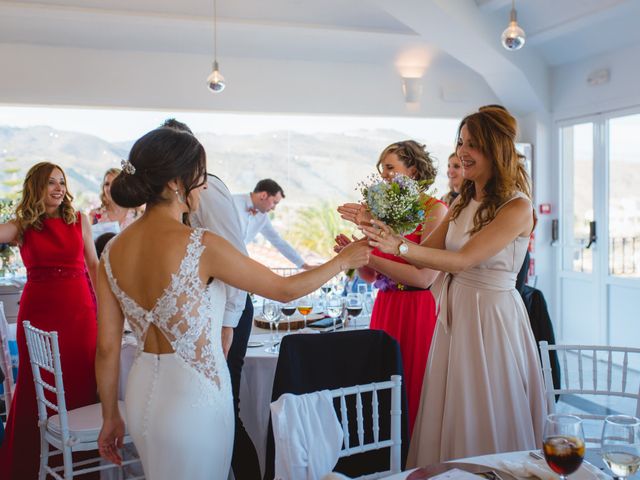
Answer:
[{"left": 357, "top": 173, "right": 432, "bottom": 234}]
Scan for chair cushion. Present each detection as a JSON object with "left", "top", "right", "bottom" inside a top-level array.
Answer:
[{"left": 47, "top": 401, "right": 126, "bottom": 444}]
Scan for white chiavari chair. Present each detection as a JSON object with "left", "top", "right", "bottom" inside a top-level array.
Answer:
[
  {"left": 272, "top": 375, "right": 402, "bottom": 480},
  {"left": 539, "top": 341, "right": 640, "bottom": 446},
  {"left": 23, "top": 321, "right": 142, "bottom": 480},
  {"left": 0, "top": 301, "right": 15, "bottom": 420}
]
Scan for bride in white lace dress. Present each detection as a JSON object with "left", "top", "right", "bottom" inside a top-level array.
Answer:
[{"left": 95, "top": 127, "right": 371, "bottom": 480}]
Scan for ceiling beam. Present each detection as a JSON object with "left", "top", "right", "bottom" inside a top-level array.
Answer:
[
  {"left": 373, "top": 0, "right": 549, "bottom": 114},
  {"left": 476, "top": 0, "right": 511, "bottom": 12},
  {"left": 527, "top": 0, "right": 637, "bottom": 45}
]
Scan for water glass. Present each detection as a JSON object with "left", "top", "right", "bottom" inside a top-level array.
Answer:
[
  {"left": 264, "top": 302, "right": 282, "bottom": 354},
  {"left": 601, "top": 415, "right": 640, "bottom": 479},
  {"left": 262, "top": 301, "right": 278, "bottom": 343},
  {"left": 357, "top": 283, "right": 368, "bottom": 302},
  {"left": 325, "top": 294, "right": 343, "bottom": 331}
]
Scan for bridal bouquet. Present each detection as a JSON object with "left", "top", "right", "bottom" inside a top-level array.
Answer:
[{"left": 357, "top": 173, "right": 432, "bottom": 235}]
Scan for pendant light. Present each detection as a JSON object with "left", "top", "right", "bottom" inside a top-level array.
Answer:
[
  {"left": 501, "top": 0, "right": 526, "bottom": 51},
  {"left": 206, "top": 0, "right": 226, "bottom": 93}
]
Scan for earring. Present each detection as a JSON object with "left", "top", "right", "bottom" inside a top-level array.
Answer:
[{"left": 175, "top": 189, "right": 186, "bottom": 204}]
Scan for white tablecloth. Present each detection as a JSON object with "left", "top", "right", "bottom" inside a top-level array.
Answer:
[{"left": 239, "top": 332, "right": 279, "bottom": 477}]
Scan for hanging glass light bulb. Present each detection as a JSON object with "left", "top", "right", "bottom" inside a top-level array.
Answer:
[
  {"left": 501, "top": 0, "right": 526, "bottom": 51},
  {"left": 207, "top": 60, "right": 226, "bottom": 93},
  {"left": 206, "top": 0, "right": 226, "bottom": 93}
]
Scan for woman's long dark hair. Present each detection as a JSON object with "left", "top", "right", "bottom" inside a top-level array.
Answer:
[{"left": 110, "top": 127, "right": 207, "bottom": 217}]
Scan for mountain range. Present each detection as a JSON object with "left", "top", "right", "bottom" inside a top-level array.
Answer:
[{"left": 0, "top": 125, "right": 455, "bottom": 207}]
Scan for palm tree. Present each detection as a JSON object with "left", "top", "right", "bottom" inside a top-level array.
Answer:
[{"left": 285, "top": 200, "right": 358, "bottom": 260}]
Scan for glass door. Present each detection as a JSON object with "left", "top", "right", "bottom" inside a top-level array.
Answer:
[
  {"left": 559, "top": 111, "right": 640, "bottom": 348},
  {"left": 559, "top": 121, "right": 601, "bottom": 343},
  {"left": 606, "top": 113, "right": 640, "bottom": 348}
]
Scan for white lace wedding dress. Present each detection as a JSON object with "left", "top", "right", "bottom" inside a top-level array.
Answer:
[{"left": 103, "top": 229, "right": 234, "bottom": 480}]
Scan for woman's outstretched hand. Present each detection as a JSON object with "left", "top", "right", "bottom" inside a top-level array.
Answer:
[
  {"left": 333, "top": 233, "right": 364, "bottom": 253},
  {"left": 98, "top": 416, "right": 125, "bottom": 466},
  {"left": 336, "top": 238, "right": 372, "bottom": 269},
  {"left": 361, "top": 220, "right": 403, "bottom": 255},
  {"left": 337, "top": 203, "right": 372, "bottom": 227}
]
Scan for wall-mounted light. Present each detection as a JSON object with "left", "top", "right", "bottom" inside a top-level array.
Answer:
[
  {"left": 501, "top": 0, "right": 526, "bottom": 51},
  {"left": 401, "top": 77, "right": 422, "bottom": 104}
]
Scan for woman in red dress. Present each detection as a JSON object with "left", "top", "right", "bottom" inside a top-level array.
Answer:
[
  {"left": 337, "top": 141, "right": 447, "bottom": 433},
  {"left": 0, "top": 162, "right": 100, "bottom": 479}
]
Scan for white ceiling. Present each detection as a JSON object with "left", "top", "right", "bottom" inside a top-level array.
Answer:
[
  {"left": 477, "top": 0, "right": 640, "bottom": 66},
  {"left": 0, "top": 0, "right": 639, "bottom": 113}
]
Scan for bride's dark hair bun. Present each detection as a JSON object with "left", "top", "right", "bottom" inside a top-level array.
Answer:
[{"left": 111, "top": 127, "right": 206, "bottom": 210}]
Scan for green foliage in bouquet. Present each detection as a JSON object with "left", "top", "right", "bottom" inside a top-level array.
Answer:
[{"left": 0, "top": 198, "right": 19, "bottom": 277}]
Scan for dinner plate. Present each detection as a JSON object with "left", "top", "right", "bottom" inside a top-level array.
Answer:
[
  {"left": 407, "top": 462, "right": 519, "bottom": 480},
  {"left": 247, "top": 341, "right": 265, "bottom": 348}
]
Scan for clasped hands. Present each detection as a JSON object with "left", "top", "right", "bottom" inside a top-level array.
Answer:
[{"left": 336, "top": 203, "right": 403, "bottom": 255}]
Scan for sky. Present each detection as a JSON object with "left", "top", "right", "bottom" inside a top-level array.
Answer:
[{"left": 0, "top": 105, "right": 461, "bottom": 144}]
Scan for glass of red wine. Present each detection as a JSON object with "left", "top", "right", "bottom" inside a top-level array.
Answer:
[
  {"left": 345, "top": 293, "right": 363, "bottom": 329},
  {"left": 543, "top": 414, "right": 585, "bottom": 480},
  {"left": 280, "top": 302, "right": 297, "bottom": 334}
]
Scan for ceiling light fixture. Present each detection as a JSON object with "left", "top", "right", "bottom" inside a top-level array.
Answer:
[
  {"left": 206, "top": 0, "right": 225, "bottom": 93},
  {"left": 501, "top": 0, "right": 526, "bottom": 51}
]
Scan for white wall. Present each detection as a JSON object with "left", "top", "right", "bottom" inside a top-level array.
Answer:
[
  {"left": 552, "top": 43, "right": 640, "bottom": 120},
  {"left": 518, "top": 112, "right": 556, "bottom": 314},
  {"left": 0, "top": 43, "right": 499, "bottom": 118}
]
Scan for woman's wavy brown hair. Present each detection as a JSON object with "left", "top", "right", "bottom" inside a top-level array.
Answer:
[
  {"left": 99, "top": 167, "right": 122, "bottom": 208},
  {"left": 450, "top": 107, "right": 531, "bottom": 235},
  {"left": 14, "top": 162, "right": 76, "bottom": 237},
  {"left": 376, "top": 140, "right": 437, "bottom": 183}
]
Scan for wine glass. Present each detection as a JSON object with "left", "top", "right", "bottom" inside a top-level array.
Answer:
[
  {"left": 345, "top": 292, "right": 363, "bottom": 329},
  {"left": 262, "top": 301, "right": 278, "bottom": 349},
  {"left": 321, "top": 282, "right": 333, "bottom": 301},
  {"left": 296, "top": 296, "right": 313, "bottom": 328},
  {"left": 601, "top": 415, "right": 640, "bottom": 479},
  {"left": 357, "top": 283, "right": 368, "bottom": 302},
  {"left": 325, "top": 294, "right": 343, "bottom": 331},
  {"left": 264, "top": 302, "right": 282, "bottom": 354},
  {"left": 542, "top": 414, "right": 585, "bottom": 480},
  {"left": 280, "top": 302, "right": 296, "bottom": 334}
]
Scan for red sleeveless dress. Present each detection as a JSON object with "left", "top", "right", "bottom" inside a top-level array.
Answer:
[
  {"left": 369, "top": 199, "right": 445, "bottom": 434},
  {"left": 0, "top": 213, "right": 98, "bottom": 480}
]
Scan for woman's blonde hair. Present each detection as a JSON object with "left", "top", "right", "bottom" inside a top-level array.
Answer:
[
  {"left": 14, "top": 162, "right": 76, "bottom": 237},
  {"left": 99, "top": 168, "right": 122, "bottom": 208},
  {"left": 450, "top": 107, "right": 531, "bottom": 234},
  {"left": 376, "top": 140, "right": 437, "bottom": 183}
]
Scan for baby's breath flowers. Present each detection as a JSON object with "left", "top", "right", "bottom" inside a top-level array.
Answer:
[{"left": 357, "top": 173, "right": 433, "bottom": 235}]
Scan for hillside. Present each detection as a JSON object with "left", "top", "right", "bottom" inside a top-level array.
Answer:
[{"left": 0, "top": 126, "right": 455, "bottom": 206}]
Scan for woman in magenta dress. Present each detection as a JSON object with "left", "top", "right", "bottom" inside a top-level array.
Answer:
[
  {"left": 337, "top": 141, "right": 447, "bottom": 432},
  {"left": 0, "top": 162, "right": 100, "bottom": 479}
]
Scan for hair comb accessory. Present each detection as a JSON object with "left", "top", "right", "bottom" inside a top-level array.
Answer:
[{"left": 120, "top": 159, "right": 136, "bottom": 175}]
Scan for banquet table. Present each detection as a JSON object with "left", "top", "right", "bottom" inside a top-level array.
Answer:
[
  {"left": 379, "top": 449, "right": 615, "bottom": 480},
  {"left": 239, "top": 317, "right": 371, "bottom": 477}
]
